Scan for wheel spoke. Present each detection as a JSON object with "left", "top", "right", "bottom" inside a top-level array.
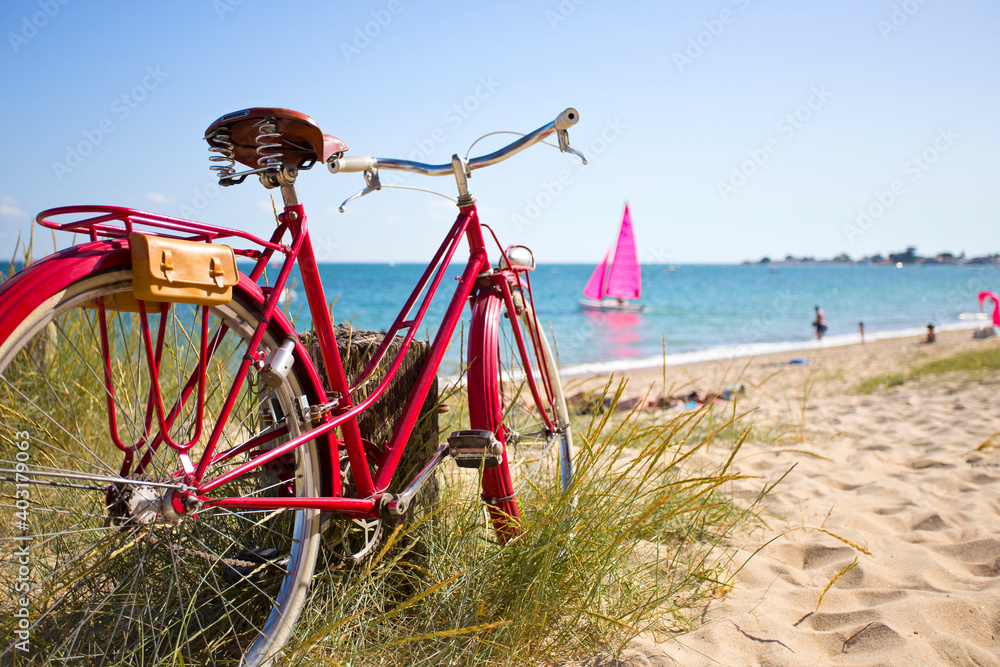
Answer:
[{"left": 0, "top": 275, "right": 319, "bottom": 665}]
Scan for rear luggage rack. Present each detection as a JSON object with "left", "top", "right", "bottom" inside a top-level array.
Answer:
[{"left": 36, "top": 205, "right": 288, "bottom": 257}]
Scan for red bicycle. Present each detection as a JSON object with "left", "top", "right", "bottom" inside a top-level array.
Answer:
[{"left": 0, "top": 107, "right": 584, "bottom": 665}]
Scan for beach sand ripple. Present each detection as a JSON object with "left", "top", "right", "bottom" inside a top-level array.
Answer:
[{"left": 564, "top": 331, "right": 1000, "bottom": 666}]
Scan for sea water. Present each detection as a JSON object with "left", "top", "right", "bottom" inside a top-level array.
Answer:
[
  {"left": 273, "top": 262, "right": 999, "bottom": 376},
  {"left": 3, "top": 259, "right": 993, "bottom": 375}
]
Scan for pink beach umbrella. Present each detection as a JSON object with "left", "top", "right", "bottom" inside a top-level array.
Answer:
[{"left": 978, "top": 291, "right": 1000, "bottom": 327}]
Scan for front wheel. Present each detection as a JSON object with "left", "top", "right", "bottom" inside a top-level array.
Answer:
[
  {"left": 0, "top": 265, "right": 321, "bottom": 666},
  {"left": 467, "top": 287, "right": 573, "bottom": 543}
]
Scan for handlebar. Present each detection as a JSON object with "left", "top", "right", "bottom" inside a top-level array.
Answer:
[
  {"left": 328, "top": 108, "right": 583, "bottom": 177},
  {"left": 330, "top": 156, "right": 378, "bottom": 174}
]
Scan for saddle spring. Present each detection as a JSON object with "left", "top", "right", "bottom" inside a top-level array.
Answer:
[
  {"left": 207, "top": 126, "right": 236, "bottom": 180},
  {"left": 254, "top": 118, "right": 283, "bottom": 170}
]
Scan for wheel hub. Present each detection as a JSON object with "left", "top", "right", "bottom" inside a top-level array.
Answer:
[{"left": 107, "top": 484, "right": 189, "bottom": 526}]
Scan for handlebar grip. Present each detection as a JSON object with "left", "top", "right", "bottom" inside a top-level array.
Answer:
[
  {"left": 328, "top": 156, "right": 378, "bottom": 174},
  {"left": 554, "top": 108, "right": 580, "bottom": 131}
]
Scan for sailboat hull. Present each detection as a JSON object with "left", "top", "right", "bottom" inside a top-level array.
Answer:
[{"left": 578, "top": 298, "right": 646, "bottom": 313}]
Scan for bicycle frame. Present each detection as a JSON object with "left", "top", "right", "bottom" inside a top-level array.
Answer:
[
  {"left": 205, "top": 198, "right": 562, "bottom": 518},
  {"left": 25, "top": 198, "right": 552, "bottom": 521},
  {"left": 200, "top": 200, "right": 491, "bottom": 517},
  {"left": 0, "top": 106, "right": 584, "bottom": 666},
  {"left": 10, "top": 107, "right": 585, "bottom": 526}
]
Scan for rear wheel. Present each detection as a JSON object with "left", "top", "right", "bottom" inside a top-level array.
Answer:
[
  {"left": 0, "top": 267, "right": 320, "bottom": 666},
  {"left": 467, "top": 287, "right": 573, "bottom": 543}
]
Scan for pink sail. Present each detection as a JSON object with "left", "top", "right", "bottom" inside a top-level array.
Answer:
[
  {"left": 979, "top": 290, "right": 1000, "bottom": 326},
  {"left": 582, "top": 249, "right": 610, "bottom": 301},
  {"left": 603, "top": 204, "right": 641, "bottom": 300}
]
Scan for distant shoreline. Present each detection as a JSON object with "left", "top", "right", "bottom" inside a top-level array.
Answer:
[
  {"left": 742, "top": 251, "right": 999, "bottom": 267},
  {"left": 560, "top": 319, "right": 988, "bottom": 378}
]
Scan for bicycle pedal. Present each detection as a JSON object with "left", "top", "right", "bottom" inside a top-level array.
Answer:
[{"left": 448, "top": 430, "right": 503, "bottom": 469}]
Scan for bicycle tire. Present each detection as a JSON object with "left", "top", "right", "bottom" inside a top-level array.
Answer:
[
  {"left": 0, "top": 264, "right": 320, "bottom": 666},
  {"left": 467, "top": 287, "right": 574, "bottom": 543}
]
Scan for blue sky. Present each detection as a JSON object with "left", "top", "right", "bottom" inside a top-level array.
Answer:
[{"left": 1, "top": 0, "right": 997, "bottom": 264}]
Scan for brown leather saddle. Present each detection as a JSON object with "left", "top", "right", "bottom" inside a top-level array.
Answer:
[{"left": 204, "top": 107, "right": 348, "bottom": 170}]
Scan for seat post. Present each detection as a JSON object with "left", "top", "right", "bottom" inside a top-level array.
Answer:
[
  {"left": 261, "top": 163, "right": 300, "bottom": 208},
  {"left": 280, "top": 182, "right": 299, "bottom": 208}
]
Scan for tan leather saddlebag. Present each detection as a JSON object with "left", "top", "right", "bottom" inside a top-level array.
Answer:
[{"left": 130, "top": 232, "right": 238, "bottom": 306}]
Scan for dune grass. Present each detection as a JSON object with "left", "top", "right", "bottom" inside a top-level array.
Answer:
[
  {"left": 281, "top": 380, "right": 762, "bottom": 666},
  {"left": 1, "top": 237, "right": 765, "bottom": 665},
  {"left": 857, "top": 345, "right": 1000, "bottom": 394}
]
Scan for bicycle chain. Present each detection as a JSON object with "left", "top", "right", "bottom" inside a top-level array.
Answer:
[{"left": 144, "top": 530, "right": 264, "bottom": 571}]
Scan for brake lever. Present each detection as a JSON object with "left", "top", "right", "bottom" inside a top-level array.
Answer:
[
  {"left": 338, "top": 169, "right": 382, "bottom": 212},
  {"left": 557, "top": 129, "right": 588, "bottom": 165}
]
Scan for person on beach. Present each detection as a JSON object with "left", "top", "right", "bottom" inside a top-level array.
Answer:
[
  {"left": 859, "top": 321, "right": 865, "bottom": 343},
  {"left": 924, "top": 323, "right": 936, "bottom": 344},
  {"left": 813, "top": 306, "right": 828, "bottom": 340}
]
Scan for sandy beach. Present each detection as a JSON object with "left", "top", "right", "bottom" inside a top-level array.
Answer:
[{"left": 565, "top": 328, "right": 1000, "bottom": 666}]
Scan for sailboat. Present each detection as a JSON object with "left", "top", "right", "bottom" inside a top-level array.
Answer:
[{"left": 578, "top": 204, "right": 645, "bottom": 312}]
